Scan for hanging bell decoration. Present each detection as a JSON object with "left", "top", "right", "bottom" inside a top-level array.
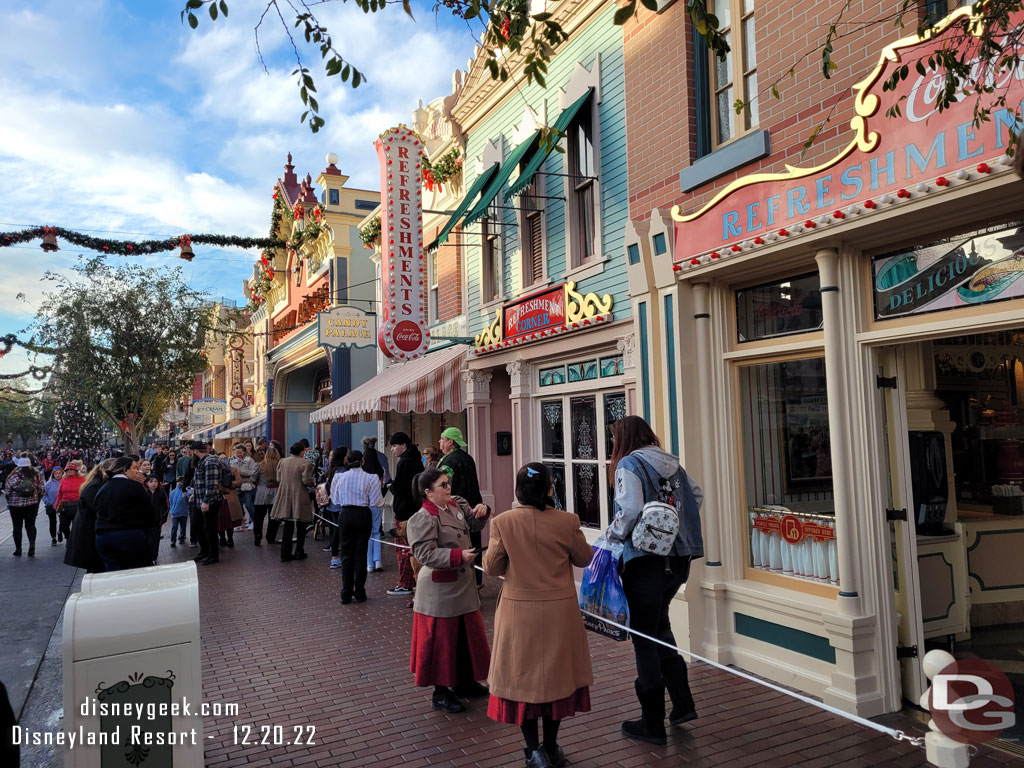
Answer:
[
  {"left": 40, "top": 226, "right": 59, "bottom": 252},
  {"left": 178, "top": 235, "right": 195, "bottom": 261}
]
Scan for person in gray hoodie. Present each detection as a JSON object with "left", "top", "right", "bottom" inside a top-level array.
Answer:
[{"left": 604, "top": 416, "right": 704, "bottom": 746}]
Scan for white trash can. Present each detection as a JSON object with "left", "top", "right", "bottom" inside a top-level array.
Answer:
[{"left": 62, "top": 561, "right": 204, "bottom": 767}]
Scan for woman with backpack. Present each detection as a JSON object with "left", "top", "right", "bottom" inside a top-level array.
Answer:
[
  {"left": 5, "top": 455, "right": 43, "bottom": 557},
  {"left": 604, "top": 416, "right": 704, "bottom": 746}
]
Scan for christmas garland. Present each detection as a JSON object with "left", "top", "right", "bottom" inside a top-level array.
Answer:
[
  {"left": 359, "top": 216, "right": 381, "bottom": 248},
  {"left": 422, "top": 147, "right": 462, "bottom": 192},
  {"left": 0, "top": 226, "right": 284, "bottom": 256}
]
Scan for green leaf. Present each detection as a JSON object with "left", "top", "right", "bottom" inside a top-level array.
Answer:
[
  {"left": 186, "top": 0, "right": 202, "bottom": 8},
  {"left": 219, "top": 0, "right": 228, "bottom": 17},
  {"left": 209, "top": 3, "right": 217, "bottom": 20},
  {"left": 532, "top": 12, "right": 552, "bottom": 20},
  {"left": 640, "top": 0, "right": 659, "bottom": 10},
  {"left": 301, "top": 111, "right": 308, "bottom": 122},
  {"left": 613, "top": 1, "right": 636, "bottom": 26},
  {"left": 352, "top": 70, "right": 362, "bottom": 88},
  {"left": 308, "top": 96, "right": 319, "bottom": 112},
  {"left": 300, "top": 86, "right": 308, "bottom": 104},
  {"left": 187, "top": 12, "right": 198, "bottom": 29},
  {"left": 341, "top": 65, "right": 350, "bottom": 82},
  {"left": 402, "top": 0, "right": 415, "bottom": 19}
]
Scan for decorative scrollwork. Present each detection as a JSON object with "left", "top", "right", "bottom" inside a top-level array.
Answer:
[
  {"left": 474, "top": 308, "right": 503, "bottom": 348},
  {"left": 565, "top": 281, "right": 613, "bottom": 323}
]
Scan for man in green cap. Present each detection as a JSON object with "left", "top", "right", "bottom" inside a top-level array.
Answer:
[{"left": 438, "top": 427, "right": 485, "bottom": 587}]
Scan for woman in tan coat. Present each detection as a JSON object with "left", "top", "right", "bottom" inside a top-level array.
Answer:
[
  {"left": 269, "top": 442, "right": 315, "bottom": 562},
  {"left": 483, "top": 463, "right": 594, "bottom": 768},
  {"left": 407, "top": 467, "right": 491, "bottom": 715}
]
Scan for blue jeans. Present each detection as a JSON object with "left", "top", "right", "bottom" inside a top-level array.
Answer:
[
  {"left": 367, "top": 506, "right": 383, "bottom": 568},
  {"left": 238, "top": 489, "right": 256, "bottom": 523},
  {"left": 170, "top": 516, "right": 187, "bottom": 542},
  {"left": 95, "top": 529, "right": 153, "bottom": 571}
]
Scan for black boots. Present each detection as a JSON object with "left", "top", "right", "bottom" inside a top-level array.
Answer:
[
  {"left": 431, "top": 687, "right": 464, "bottom": 713},
  {"left": 524, "top": 748, "right": 553, "bottom": 768},
  {"left": 662, "top": 655, "right": 698, "bottom": 726},
  {"left": 621, "top": 680, "right": 667, "bottom": 745}
]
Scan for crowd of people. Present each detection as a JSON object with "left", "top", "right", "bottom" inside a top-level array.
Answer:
[{"left": 1, "top": 415, "right": 705, "bottom": 768}]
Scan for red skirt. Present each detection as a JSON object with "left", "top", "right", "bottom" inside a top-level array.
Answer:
[
  {"left": 409, "top": 611, "right": 491, "bottom": 688},
  {"left": 487, "top": 687, "right": 591, "bottom": 725}
]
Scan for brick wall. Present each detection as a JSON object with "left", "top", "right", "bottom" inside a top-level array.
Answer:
[
  {"left": 624, "top": 0, "right": 906, "bottom": 220},
  {"left": 436, "top": 227, "right": 463, "bottom": 321}
]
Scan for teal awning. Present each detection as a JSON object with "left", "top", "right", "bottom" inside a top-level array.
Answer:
[
  {"left": 504, "top": 89, "right": 593, "bottom": 202},
  {"left": 426, "top": 162, "right": 501, "bottom": 251},
  {"left": 462, "top": 130, "right": 542, "bottom": 227}
]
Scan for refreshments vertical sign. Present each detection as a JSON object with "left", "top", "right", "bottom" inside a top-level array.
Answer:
[{"left": 376, "top": 126, "right": 429, "bottom": 360}]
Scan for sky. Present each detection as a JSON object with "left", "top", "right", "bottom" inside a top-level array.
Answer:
[{"left": 0, "top": 0, "right": 481, "bottom": 376}]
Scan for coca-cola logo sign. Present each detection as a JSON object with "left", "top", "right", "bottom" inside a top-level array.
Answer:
[
  {"left": 393, "top": 321, "right": 423, "bottom": 351},
  {"left": 376, "top": 126, "right": 429, "bottom": 360}
]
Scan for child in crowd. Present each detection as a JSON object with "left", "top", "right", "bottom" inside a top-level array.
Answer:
[{"left": 168, "top": 478, "right": 191, "bottom": 547}]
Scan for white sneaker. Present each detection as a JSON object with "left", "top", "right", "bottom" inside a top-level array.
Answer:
[
  {"left": 330, "top": 558, "right": 341, "bottom": 569},
  {"left": 246, "top": 523, "right": 254, "bottom": 531}
]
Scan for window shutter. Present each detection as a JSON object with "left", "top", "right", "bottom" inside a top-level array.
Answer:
[{"left": 530, "top": 214, "right": 543, "bottom": 283}]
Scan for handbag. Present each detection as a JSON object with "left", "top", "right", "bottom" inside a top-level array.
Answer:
[
  {"left": 578, "top": 537, "right": 630, "bottom": 641},
  {"left": 631, "top": 459, "right": 680, "bottom": 557}
]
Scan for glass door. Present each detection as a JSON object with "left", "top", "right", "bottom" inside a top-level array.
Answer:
[
  {"left": 539, "top": 391, "right": 625, "bottom": 528},
  {"left": 879, "top": 345, "right": 927, "bottom": 703}
]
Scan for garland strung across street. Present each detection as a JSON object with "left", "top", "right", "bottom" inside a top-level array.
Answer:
[{"left": 0, "top": 226, "right": 285, "bottom": 259}]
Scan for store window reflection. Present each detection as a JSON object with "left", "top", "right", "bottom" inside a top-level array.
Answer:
[{"left": 739, "top": 357, "right": 838, "bottom": 584}]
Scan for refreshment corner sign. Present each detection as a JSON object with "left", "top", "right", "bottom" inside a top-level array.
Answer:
[
  {"left": 671, "top": 7, "right": 1024, "bottom": 267},
  {"left": 376, "top": 126, "right": 430, "bottom": 361}
]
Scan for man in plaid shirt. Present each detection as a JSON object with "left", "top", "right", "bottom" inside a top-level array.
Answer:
[{"left": 191, "top": 442, "right": 224, "bottom": 566}]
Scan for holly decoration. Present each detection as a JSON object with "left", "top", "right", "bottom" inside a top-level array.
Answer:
[
  {"left": 0, "top": 226, "right": 284, "bottom": 256},
  {"left": 422, "top": 147, "right": 462, "bottom": 192},
  {"left": 360, "top": 216, "right": 381, "bottom": 248},
  {"left": 52, "top": 400, "right": 104, "bottom": 451}
]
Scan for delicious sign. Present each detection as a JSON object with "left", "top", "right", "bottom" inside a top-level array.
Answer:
[
  {"left": 503, "top": 284, "right": 566, "bottom": 342},
  {"left": 673, "top": 8, "right": 1024, "bottom": 260},
  {"left": 376, "top": 126, "right": 429, "bottom": 360},
  {"left": 872, "top": 223, "right": 1024, "bottom": 318}
]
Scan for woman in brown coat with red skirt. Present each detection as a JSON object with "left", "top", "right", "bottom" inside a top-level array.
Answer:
[
  {"left": 483, "top": 463, "right": 595, "bottom": 768},
  {"left": 407, "top": 467, "right": 492, "bottom": 714}
]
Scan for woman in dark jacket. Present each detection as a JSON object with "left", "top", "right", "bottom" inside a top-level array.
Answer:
[
  {"left": 146, "top": 475, "right": 169, "bottom": 562},
  {"left": 94, "top": 456, "right": 157, "bottom": 571},
  {"left": 65, "top": 459, "right": 115, "bottom": 573}
]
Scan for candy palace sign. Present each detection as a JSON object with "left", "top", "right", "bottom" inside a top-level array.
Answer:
[
  {"left": 376, "top": 126, "right": 429, "bottom": 360},
  {"left": 672, "top": 7, "right": 1024, "bottom": 259},
  {"left": 318, "top": 306, "right": 376, "bottom": 349}
]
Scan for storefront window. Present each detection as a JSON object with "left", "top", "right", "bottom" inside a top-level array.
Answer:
[
  {"left": 736, "top": 272, "right": 823, "bottom": 342},
  {"left": 739, "top": 357, "right": 838, "bottom": 584}
]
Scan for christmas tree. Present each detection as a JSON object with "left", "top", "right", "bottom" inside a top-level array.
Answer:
[{"left": 52, "top": 400, "right": 103, "bottom": 451}]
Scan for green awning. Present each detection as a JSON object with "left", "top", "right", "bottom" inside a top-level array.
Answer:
[
  {"left": 462, "top": 130, "right": 542, "bottom": 227},
  {"left": 504, "top": 89, "right": 593, "bottom": 202},
  {"left": 426, "top": 162, "right": 501, "bottom": 251}
]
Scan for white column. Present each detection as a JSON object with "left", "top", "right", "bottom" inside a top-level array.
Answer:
[
  {"left": 506, "top": 360, "right": 530, "bottom": 474},
  {"left": 815, "top": 249, "right": 861, "bottom": 616},
  {"left": 464, "top": 369, "right": 494, "bottom": 510},
  {"left": 692, "top": 283, "right": 721, "bottom": 570}
]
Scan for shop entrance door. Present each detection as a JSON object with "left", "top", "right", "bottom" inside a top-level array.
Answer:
[{"left": 878, "top": 345, "right": 927, "bottom": 703}]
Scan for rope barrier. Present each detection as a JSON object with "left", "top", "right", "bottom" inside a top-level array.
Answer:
[{"left": 365, "top": 535, "right": 925, "bottom": 750}]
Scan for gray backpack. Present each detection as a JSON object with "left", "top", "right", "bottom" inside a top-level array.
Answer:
[{"left": 631, "top": 459, "right": 680, "bottom": 557}]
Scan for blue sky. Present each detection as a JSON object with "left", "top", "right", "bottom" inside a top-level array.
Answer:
[{"left": 0, "top": 0, "right": 481, "bottom": 375}]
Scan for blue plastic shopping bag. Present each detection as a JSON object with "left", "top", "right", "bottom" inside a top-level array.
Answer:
[{"left": 578, "top": 537, "right": 630, "bottom": 641}]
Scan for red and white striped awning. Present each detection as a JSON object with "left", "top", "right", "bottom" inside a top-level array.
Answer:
[{"left": 309, "top": 344, "right": 467, "bottom": 425}]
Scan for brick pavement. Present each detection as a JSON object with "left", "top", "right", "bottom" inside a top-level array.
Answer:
[{"left": 158, "top": 530, "right": 1018, "bottom": 768}]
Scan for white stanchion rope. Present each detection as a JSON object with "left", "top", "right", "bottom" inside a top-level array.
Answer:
[{"left": 356, "top": 534, "right": 925, "bottom": 750}]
